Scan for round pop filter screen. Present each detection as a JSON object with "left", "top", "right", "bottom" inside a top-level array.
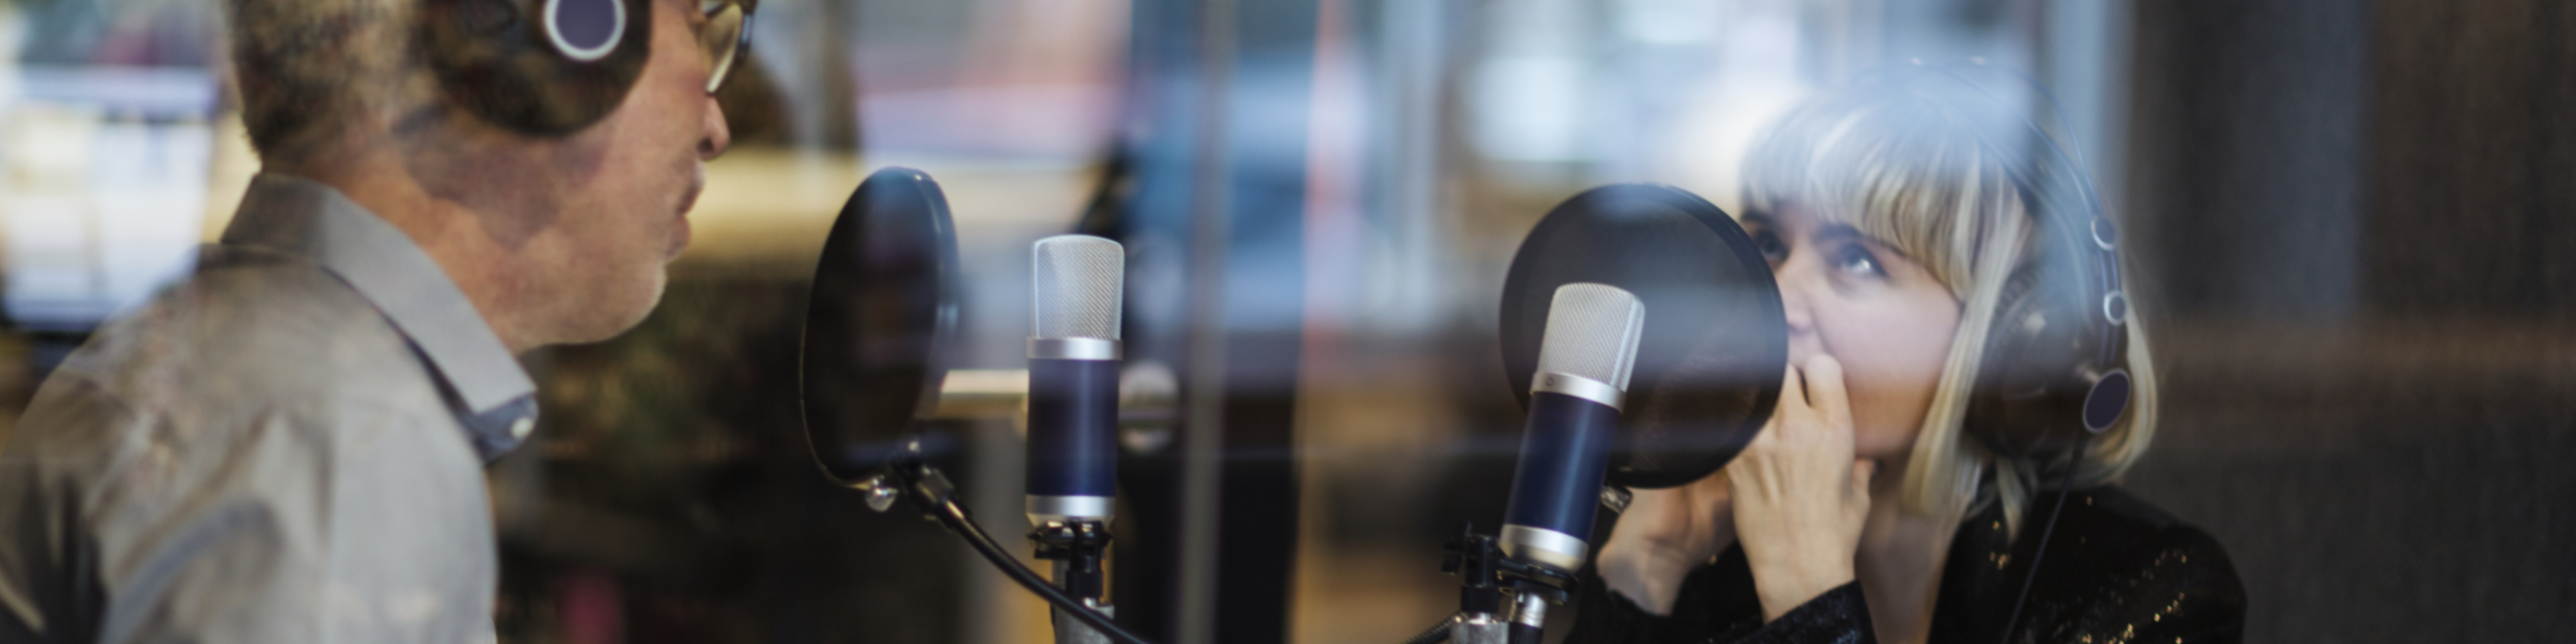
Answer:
[
  {"left": 1500, "top": 184, "right": 1788, "bottom": 490},
  {"left": 800, "top": 167, "right": 963, "bottom": 485}
]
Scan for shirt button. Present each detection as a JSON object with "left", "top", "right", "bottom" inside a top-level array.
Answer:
[{"left": 509, "top": 417, "right": 536, "bottom": 440}]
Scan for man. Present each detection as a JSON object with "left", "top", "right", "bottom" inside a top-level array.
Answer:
[{"left": 0, "top": 0, "right": 737, "bottom": 640}]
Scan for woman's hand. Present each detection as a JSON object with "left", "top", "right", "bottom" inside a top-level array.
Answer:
[
  {"left": 1727, "top": 354, "right": 1878, "bottom": 623},
  {"left": 1595, "top": 468, "right": 1735, "bottom": 614}
]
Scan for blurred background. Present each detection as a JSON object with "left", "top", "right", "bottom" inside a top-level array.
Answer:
[{"left": 0, "top": 0, "right": 2569, "bottom": 643}]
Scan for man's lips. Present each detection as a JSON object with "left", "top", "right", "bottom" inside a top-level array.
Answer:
[
  {"left": 671, "top": 175, "right": 704, "bottom": 258},
  {"left": 672, "top": 212, "right": 693, "bottom": 258}
]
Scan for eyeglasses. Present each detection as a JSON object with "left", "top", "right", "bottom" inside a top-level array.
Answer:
[{"left": 697, "top": 0, "right": 755, "bottom": 94}]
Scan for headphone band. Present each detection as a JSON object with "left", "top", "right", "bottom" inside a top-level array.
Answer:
[{"left": 1927, "top": 65, "right": 2133, "bottom": 371}]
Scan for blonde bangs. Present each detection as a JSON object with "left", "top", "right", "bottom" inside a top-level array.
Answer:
[{"left": 1742, "top": 100, "right": 2028, "bottom": 299}]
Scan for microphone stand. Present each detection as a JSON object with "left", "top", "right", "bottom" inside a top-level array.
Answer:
[
  {"left": 1031, "top": 520, "right": 1114, "bottom": 644},
  {"left": 1423, "top": 523, "right": 1579, "bottom": 644},
  {"left": 851, "top": 443, "right": 1592, "bottom": 644},
  {"left": 847, "top": 449, "right": 1154, "bottom": 644}
]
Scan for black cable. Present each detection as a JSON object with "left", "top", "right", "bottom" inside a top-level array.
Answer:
[
  {"left": 1996, "top": 435, "right": 2090, "bottom": 644},
  {"left": 1398, "top": 616, "right": 1456, "bottom": 644},
  {"left": 922, "top": 496, "right": 1159, "bottom": 644}
]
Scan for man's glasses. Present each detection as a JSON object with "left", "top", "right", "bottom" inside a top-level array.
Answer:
[{"left": 697, "top": 0, "right": 755, "bottom": 94}]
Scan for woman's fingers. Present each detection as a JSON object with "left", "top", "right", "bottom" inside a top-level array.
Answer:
[
  {"left": 1760, "top": 362, "right": 1808, "bottom": 445},
  {"left": 1726, "top": 357, "right": 1871, "bottom": 623},
  {"left": 1746, "top": 364, "right": 1796, "bottom": 452},
  {"left": 1693, "top": 470, "right": 1736, "bottom": 535},
  {"left": 1692, "top": 466, "right": 1734, "bottom": 500},
  {"left": 1777, "top": 362, "right": 1807, "bottom": 417},
  {"left": 1599, "top": 482, "right": 1723, "bottom": 614},
  {"left": 1802, "top": 354, "right": 1851, "bottom": 433}
]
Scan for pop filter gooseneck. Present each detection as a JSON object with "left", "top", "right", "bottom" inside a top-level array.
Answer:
[
  {"left": 1498, "top": 184, "right": 1788, "bottom": 490},
  {"left": 796, "top": 168, "right": 1157, "bottom": 644}
]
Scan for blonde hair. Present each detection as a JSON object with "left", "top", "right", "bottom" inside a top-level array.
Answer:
[{"left": 1738, "top": 80, "right": 2159, "bottom": 538}]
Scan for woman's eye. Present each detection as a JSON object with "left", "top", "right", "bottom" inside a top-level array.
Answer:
[
  {"left": 1754, "top": 231, "right": 1788, "bottom": 264},
  {"left": 1831, "top": 244, "right": 1885, "bottom": 278}
]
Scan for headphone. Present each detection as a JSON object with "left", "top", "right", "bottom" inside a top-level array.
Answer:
[
  {"left": 1864, "top": 62, "right": 2134, "bottom": 469},
  {"left": 419, "top": 0, "right": 653, "bottom": 136}
]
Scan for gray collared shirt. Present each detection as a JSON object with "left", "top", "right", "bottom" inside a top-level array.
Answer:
[{"left": 0, "top": 174, "right": 539, "bottom": 643}]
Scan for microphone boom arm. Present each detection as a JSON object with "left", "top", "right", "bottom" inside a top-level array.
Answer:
[{"left": 853, "top": 455, "right": 1158, "bottom": 644}]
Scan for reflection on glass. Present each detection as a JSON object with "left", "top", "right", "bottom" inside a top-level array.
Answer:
[{"left": 0, "top": 1, "right": 2561, "bottom": 643}]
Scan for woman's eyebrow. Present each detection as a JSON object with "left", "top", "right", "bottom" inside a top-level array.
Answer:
[
  {"left": 1814, "top": 223, "right": 1916, "bottom": 260},
  {"left": 1812, "top": 223, "right": 1866, "bottom": 242}
]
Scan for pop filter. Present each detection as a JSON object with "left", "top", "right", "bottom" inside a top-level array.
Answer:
[
  {"left": 1500, "top": 184, "right": 1787, "bottom": 490},
  {"left": 800, "top": 167, "right": 963, "bottom": 485}
]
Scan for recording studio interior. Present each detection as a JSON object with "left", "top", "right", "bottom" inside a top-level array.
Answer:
[{"left": 0, "top": 1, "right": 2568, "bottom": 643}]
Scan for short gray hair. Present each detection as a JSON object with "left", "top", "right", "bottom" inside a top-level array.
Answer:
[{"left": 224, "top": 0, "right": 431, "bottom": 162}]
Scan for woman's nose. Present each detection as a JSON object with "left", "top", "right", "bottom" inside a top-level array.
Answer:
[
  {"left": 1775, "top": 270, "right": 1827, "bottom": 364},
  {"left": 1777, "top": 270, "right": 1816, "bottom": 335}
]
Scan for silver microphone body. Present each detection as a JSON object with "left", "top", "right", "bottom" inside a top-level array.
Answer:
[
  {"left": 1500, "top": 283, "right": 1646, "bottom": 573},
  {"left": 1026, "top": 235, "right": 1126, "bottom": 525}
]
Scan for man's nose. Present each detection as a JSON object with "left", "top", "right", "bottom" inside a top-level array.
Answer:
[{"left": 700, "top": 97, "right": 733, "bottom": 160}]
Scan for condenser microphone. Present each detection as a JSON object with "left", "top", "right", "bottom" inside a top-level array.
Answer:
[
  {"left": 1501, "top": 283, "right": 1646, "bottom": 574},
  {"left": 1026, "top": 235, "right": 1125, "bottom": 525}
]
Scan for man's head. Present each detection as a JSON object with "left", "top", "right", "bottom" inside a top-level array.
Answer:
[{"left": 226, "top": 0, "right": 734, "bottom": 350}]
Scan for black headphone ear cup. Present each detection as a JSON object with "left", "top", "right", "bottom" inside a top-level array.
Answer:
[
  {"left": 1967, "top": 264, "right": 2051, "bottom": 459},
  {"left": 1965, "top": 234, "right": 2110, "bottom": 464},
  {"left": 422, "top": 0, "right": 651, "bottom": 137}
]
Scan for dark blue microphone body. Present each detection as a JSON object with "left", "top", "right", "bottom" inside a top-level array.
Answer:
[
  {"left": 1026, "top": 357, "right": 1120, "bottom": 504},
  {"left": 1502, "top": 390, "right": 1619, "bottom": 570}
]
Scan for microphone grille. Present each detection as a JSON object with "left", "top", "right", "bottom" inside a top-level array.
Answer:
[
  {"left": 1535, "top": 283, "right": 1646, "bottom": 391},
  {"left": 1032, "top": 235, "right": 1124, "bottom": 340}
]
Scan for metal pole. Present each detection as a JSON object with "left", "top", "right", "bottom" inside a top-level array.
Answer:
[{"left": 1175, "top": 0, "right": 1237, "bottom": 642}]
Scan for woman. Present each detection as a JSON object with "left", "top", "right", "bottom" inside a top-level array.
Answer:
[{"left": 1568, "top": 70, "right": 2246, "bottom": 644}]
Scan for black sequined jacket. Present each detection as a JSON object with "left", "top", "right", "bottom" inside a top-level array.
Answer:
[{"left": 1566, "top": 486, "right": 2245, "bottom": 644}]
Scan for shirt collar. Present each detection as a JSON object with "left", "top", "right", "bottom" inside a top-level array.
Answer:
[{"left": 219, "top": 173, "right": 539, "bottom": 458}]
